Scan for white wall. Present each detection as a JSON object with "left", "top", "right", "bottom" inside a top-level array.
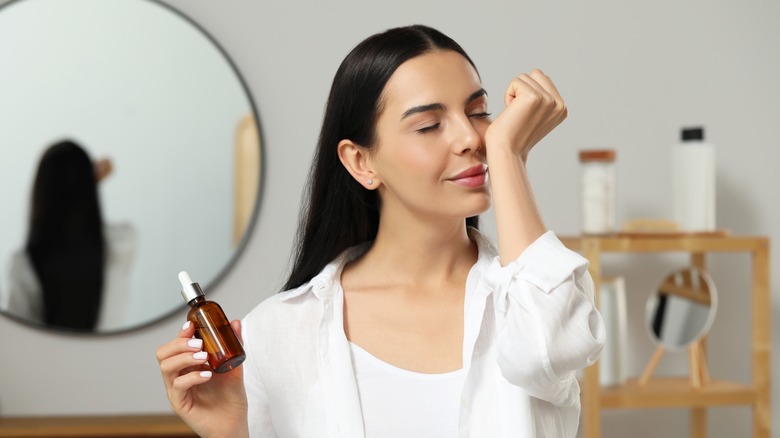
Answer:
[{"left": 0, "top": 0, "right": 777, "bottom": 437}]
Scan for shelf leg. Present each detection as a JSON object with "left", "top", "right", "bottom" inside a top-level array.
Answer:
[
  {"left": 691, "top": 408, "right": 707, "bottom": 438},
  {"left": 752, "top": 242, "right": 771, "bottom": 437},
  {"left": 582, "top": 238, "right": 602, "bottom": 438}
]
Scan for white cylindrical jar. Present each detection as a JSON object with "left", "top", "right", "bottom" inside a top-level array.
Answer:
[
  {"left": 580, "top": 149, "right": 616, "bottom": 235},
  {"left": 672, "top": 127, "right": 716, "bottom": 232}
]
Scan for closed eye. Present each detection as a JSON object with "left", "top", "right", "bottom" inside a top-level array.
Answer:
[
  {"left": 416, "top": 123, "right": 441, "bottom": 134},
  {"left": 469, "top": 112, "right": 491, "bottom": 119}
]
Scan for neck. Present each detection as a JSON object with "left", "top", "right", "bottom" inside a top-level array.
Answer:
[{"left": 364, "top": 207, "right": 477, "bottom": 285}]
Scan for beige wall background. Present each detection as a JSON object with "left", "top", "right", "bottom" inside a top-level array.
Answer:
[{"left": 0, "top": 0, "right": 777, "bottom": 437}]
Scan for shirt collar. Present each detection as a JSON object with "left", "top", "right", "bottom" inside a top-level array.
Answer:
[
  {"left": 279, "top": 227, "right": 496, "bottom": 302},
  {"left": 279, "top": 242, "right": 371, "bottom": 302}
]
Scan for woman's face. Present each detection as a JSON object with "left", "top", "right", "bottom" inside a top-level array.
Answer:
[{"left": 369, "top": 50, "right": 491, "bottom": 223}]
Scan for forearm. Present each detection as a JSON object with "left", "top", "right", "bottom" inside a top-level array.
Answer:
[{"left": 487, "top": 144, "right": 547, "bottom": 265}]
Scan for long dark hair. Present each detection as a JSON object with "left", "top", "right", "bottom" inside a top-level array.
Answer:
[
  {"left": 283, "top": 25, "right": 479, "bottom": 291},
  {"left": 26, "top": 140, "right": 105, "bottom": 330}
]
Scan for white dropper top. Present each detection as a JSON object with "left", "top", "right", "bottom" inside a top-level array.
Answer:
[
  {"left": 179, "top": 270, "right": 205, "bottom": 303},
  {"left": 179, "top": 271, "right": 193, "bottom": 287}
]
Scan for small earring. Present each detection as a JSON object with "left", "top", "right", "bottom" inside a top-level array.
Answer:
[{"left": 367, "top": 179, "right": 373, "bottom": 185}]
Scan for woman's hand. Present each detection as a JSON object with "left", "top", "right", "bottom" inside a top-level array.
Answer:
[
  {"left": 156, "top": 320, "right": 249, "bottom": 438},
  {"left": 484, "top": 69, "right": 567, "bottom": 162},
  {"left": 93, "top": 158, "right": 113, "bottom": 182}
]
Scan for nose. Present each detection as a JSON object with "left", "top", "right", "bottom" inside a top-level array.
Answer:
[{"left": 452, "top": 115, "right": 485, "bottom": 155}]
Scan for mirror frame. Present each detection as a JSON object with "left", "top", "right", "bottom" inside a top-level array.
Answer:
[{"left": 0, "top": 0, "right": 264, "bottom": 336}]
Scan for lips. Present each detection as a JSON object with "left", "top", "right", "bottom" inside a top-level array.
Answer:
[{"left": 448, "top": 164, "right": 488, "bottom": 187}]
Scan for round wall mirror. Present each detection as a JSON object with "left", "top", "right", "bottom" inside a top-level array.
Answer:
[
  {"left": 645, "top": 267, "right": 718, "bottom": 350},
  {"left": 0, "top": 0, "right": 262, "bottom": 334}
]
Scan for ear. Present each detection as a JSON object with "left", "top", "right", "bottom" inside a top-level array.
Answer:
[{"left": 337, "top": 139, "right": 379, "bottom": 190}]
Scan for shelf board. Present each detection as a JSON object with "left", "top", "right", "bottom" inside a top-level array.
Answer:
[
  {"left": 560, "top": 234, "right": 768, "bottom": 253},
  {"left": 0, "top": 414, "right": 195, "bottom": 437},
  {"left": 599, "top": 378, "right": 756, "bottom": 409}
]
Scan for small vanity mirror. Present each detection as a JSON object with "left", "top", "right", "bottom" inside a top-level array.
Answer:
[
  {"left": 645, "top": 267, "right": 718, "bottom": 350},
  {"left": 0, "top": 0, "right": 261, "bottom": 334}
]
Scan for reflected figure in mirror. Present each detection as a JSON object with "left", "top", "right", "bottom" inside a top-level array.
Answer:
[{"left": 2, "top": 140, "right": 137, "bottom": 332}]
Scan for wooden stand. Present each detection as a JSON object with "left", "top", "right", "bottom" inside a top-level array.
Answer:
[
  {"left": 639, "top": 341, "right": 711, "bottom": 389},
  {"left": 561, "top": 234, "right": 771, "bottom": 438}
]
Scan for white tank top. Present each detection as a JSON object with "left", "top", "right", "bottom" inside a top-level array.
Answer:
[{"left": 349, "top": 342, "right": 466, "bottom": 437}]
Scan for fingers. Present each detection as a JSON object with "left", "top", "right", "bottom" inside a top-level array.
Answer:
[
  {"left": 157, "top": 321, "right": 211, "bottom": 404},
  {"left": 505, "top": 69, "right": 567, "bottom": 125},
  {"left": 167, "top": 368, "right": 213, "bottom": 415},
  {"left": 93, "top": 158, "right": 113, "bottom": 182},
  {"left": 528, "top": 69, "right": 568, "bottom": 124},
  {"left": 156, "top": 320, "right": 197, "bottom": 364},
  {"left": 159, "top": 341, "right": 209, "bottom": 379},
  {"left": 527, "top": 69, "right": 563, "bottom": 103},
  {"left": 231, "top": 319, "right": 243, "bottom": 344},
  {"left": 172, "top": 369, "right": 214, "bottom": 396}
]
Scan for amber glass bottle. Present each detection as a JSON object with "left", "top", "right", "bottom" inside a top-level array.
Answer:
[{"left": 180, "top": 272, "right": 245, "bottom": 373}]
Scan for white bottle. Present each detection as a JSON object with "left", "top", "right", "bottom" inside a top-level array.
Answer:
[
  {"left": 579, "top": 149, "right": 616, "bottom": 235},
  {"left": 672, "top": 127, "right": 716, "bottom": 232}
]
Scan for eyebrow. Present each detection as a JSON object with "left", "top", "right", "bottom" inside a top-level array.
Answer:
[{"left": 400, "top": 88, "right": 487, "bottom": 121}]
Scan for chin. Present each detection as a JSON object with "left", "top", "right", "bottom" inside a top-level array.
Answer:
[{"left": 462, "top": 193, "right": 491, "bottom": 217}]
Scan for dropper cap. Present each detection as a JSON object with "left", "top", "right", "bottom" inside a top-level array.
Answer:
[{"left": 179, "top": 271, "right": 205, "bottom": 304}]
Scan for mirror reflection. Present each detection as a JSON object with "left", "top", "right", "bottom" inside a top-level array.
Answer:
[
  {"left": 645, "top": 267, "right": 718, "bottom": 350},
  {"left": 0, "top": 0, "right": 261, "bottom": 334}
]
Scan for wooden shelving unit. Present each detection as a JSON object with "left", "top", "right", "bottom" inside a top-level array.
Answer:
[{"left": 560, "top": 234, "right": 771, "bottom": 438}]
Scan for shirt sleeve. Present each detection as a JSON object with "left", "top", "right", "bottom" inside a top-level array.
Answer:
[
  {"left": 242, "top": 313, "right": 279, "bottom": 438},
  {"left": 482, "top": 230, "right": 606, "bottom": 407}
]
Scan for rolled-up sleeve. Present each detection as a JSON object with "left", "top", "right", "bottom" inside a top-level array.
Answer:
[{"left": 483, "top": 230, "right": 605, "bottom": 407}]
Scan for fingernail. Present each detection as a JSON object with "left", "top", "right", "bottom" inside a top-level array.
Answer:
[
  {"left": 187, "top": 338, "right": 203, "bottom": 349},
  {"left": 193, "top": 351, "right": 208, "bottom": 360},
  {"left": 200, "top": 371, "right": 212, "bottom": 378},
  {"left": 182, "top": 321, "right": 191, "bottom": 330}
]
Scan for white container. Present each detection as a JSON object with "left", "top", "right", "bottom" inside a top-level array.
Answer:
[
  {"left": 599, "top": 276, "right": 628, "bottom": 386},
  {"left": 579, "top": 149, "right": 616, "bottom": 235},
  {"left": 672, "top": 127, "right": 716, "bottom": 232}
]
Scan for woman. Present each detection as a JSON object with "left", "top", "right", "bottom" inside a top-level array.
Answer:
[
  {"left": 4, "top": 140, "right": 137, "bottom": 332},
  {"left": 157, "top": 25, "right": 604, "bottom": 437}
]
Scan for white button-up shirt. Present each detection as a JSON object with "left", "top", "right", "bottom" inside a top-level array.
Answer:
[{"left": 242, "top": 229, "right": 605, "bottom": 437}]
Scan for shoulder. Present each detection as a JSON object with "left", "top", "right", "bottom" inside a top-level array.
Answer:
[
  {"left": 243, "top": 283, "right": 320, "bottom": 329},
  {"left": 242, "top": 242, "right": 368, "bottom": 341},
  {"left": 104, "top": 223, "right": 138, "bottom": 243},
  {"left": 241, "top": 282, "right": 326, "bottom": 375},
  {"left": 104, "top": 223, "right": 138, "bottom": 256},
  {"left": 7, "top": 250, "right": 35, "bottom": 281},
  {"left": 4, "top": 249, "right": 40, "bottom": 298},
  {"left": 8, "top": 249, "right": 30, "bottom": 269}
]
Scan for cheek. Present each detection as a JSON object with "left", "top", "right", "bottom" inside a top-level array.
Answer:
[
  {"left": 376, "top": 135, "right": 446, "bottom": 182},
  {"left": 393, "top": 141, "right": 448, "bottom": 185}
]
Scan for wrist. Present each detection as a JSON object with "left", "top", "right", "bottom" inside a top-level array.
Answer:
[
  {"left": 486, "top": 143, "right": 527, "bottom": 169},
  {"left": 485, "top": 138, "right": 528, "bottom": 164}
]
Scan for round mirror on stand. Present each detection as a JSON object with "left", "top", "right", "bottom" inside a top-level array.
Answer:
[
  {"left": 0, "top": 0, "right": 262, "bottom": 335},
  {"left": 640, "top": 267, "right": 718, "bottom": 386}
]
